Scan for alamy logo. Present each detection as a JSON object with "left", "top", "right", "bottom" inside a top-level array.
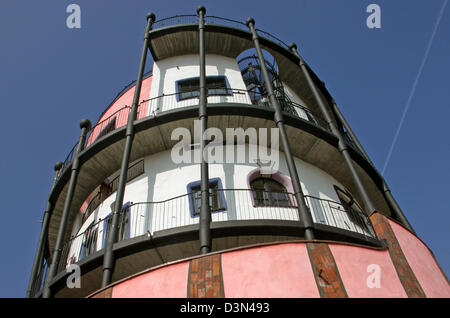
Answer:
[
  {"left": 366, "top": 4, "right": 381, "bottom": 29},
  {"left": 366, "top": 264, "right": 381, "bottom": 288},
  {"left": 171, "top": 120, "right": 280, "bottom": 174},
  {"left": 66, "top": 4, "right": 81, "bottom": 29},
  {"left": 66, "top": 264, "right": 81, "bottom": 289}
]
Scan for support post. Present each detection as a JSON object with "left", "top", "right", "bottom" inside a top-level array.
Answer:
[
  {"left": 330, "top": 99, "right": 415, "bottom": 233},
  {"left": 101, "top": 12, "right": 155, "bottom": 288},
  {"left": 197, "top": 5, "right": 212, "bottom": 254},
  {"left": 289, "top": 43, "right": 376, "bottom": 214},
  {"left": 247, "top": 18, "right": 315, "bottom": 240},
  {"left": 42, "top": 119, "right": 91, "bottom": 298},
  {"left": 26, "top": 161, "right": 63, "bottom": 298}
]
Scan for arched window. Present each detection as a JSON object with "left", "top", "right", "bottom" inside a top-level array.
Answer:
[
  {"left": 250, "top": 177, "right": 292, "bottom": 207},
  {"left": 333, "top": 185, "right": 372, "bottom": 234}
]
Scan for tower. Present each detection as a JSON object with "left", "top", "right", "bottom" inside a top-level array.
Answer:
[{"left": 27, "top": 6, "right": 449, "bottom": 298}]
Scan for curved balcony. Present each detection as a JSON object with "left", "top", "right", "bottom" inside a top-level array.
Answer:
[
  {"left": 57, "top": 86, "right": 330, "bottom": 177},
  {"left": 33, "top": 188, "right": 378, "bottom": 297}
]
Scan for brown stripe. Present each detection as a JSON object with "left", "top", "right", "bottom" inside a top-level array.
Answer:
[
  {"left": 90, "top": 287, "right": 113, "bottom": 298},
  {"left": 187, "top": 254, "right": 224, "bottom": 298},
  {"left": 306, "top": 242, "right": 348, "bottom": 298},
  {"left": 370, "top": 212, "right": 426, "bottom": 298}
]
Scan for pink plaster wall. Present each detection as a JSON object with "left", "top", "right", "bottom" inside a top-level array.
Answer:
[
  {"left": 330, "top": 244, "right": 407, "bottom": 298},
  {"left": 389, "top": 220, "right": 450, "bottom": 298},
  {"left": 85, "top": 76, "right": 152, "bottom": 147},
  {"left": 221, "top": 243, "right": 320, "bottom": 298},
  {"left": 80, "top": 76, "right": 153, "bottom": 212},
  {"left": 111, "top": 260, "right": 189, "bottom": 298}
]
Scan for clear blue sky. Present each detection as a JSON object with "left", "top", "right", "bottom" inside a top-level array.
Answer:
[{"left": 0, "top": 0, "right": 448, "bottom": 297}]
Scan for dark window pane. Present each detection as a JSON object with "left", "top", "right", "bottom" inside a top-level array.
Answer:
[
  {"left": 96, "top": 117, "right": 117, "bottom": 141},
  {"left": 191, "top": 182, "right": 223, "bottom": 215},
  {"left": 250, "top": 177, "right": 291, "bottom": 207},
  {"left": 178, "top": 76, "right": 228, "bottom": 100}
]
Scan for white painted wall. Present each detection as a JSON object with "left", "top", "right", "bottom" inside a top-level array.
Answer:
[
  {"left": 147, "top": 54, "right": 251, "bottom": 114},
  {"left": 65, "top": 143, "right": 373, "bottom": 267},
  {"left": 147, "top": 54, "right": 319, "bottom": 129},
  {"left": 282, "top": 83, "right": 317, "bottom": 121}
]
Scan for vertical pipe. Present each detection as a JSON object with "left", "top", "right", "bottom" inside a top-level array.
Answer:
[
  {"left": 289, "top": 43, "right": 376, "bottom": 214},
  {"left": 330, "top": 99, "right": 415, "bottom": 233},
  {"left": 101, "top": 12, "right": 155, "bottom": 288},
  {"left": 42, "top": 119, "right": 91, "bottom": 298},
  {"left": 26, "top": 161, "right": 63, "bottom": 298},
  {"left": 246, "top": 18, "right": 315, "bottom": 240},
  {"left": 197, "top": 6, "right": 212, "bottom": 254}
]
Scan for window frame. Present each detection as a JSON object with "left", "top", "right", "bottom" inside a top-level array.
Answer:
[
  {"left": 96, "top": 116, "right": 117, "bottom": 141},
  {"left": 187, "top": 178, "right": 227, "bottom": 217},
  {"left": 333, "top": 185, "right": 372, "bottom": 233},
  {"left": 247, "top": 168, "right": 297, "bottom": 208},
  {"left": 176, "top": 75, "right": 232, "bottom": 101},
  {"left": 100, "top": 201, "right": 132, "bottom": 249},
  {"left": 250, "top": 177, "right": 293, "bottom": 208}
]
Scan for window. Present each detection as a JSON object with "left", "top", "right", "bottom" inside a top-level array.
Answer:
[
  {"left": 334, "top": 186, "right": 365, "bottom": 214},
  {"left": 187, "top": 178, "right": 227, "bottom": 217},
  {"left": 100, "top": 201, "right": 131, "bottom": 249},
  {"left": 79, "top": 224, "right": 98, "bottom": 260},
  {"left": 250, "top": 177, "right": 292, "bottom": 207},
  {"left": 177, "top": 76, "right": 230, "bottom": 101},
  {"left": 96, "top": 117, "right": 117, "bottom": 140},
  {"left": 333, "top": 185, "right": 371, "bottom": 233}
]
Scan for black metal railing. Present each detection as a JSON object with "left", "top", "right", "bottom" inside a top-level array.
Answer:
[
  {"left": 151, "top": 14, "right": 198, "bottom": 28},
  {"left": 57, "top": 215, "right": 111, "bottom": 274},
  {"left": 151, "top": 14, "right": 291, "bottom": 51},
  {"left": 57, "top": 87, "right": 330, "bottom": 178},
  {"left": 29, "top": 256, "right": 49, "bottom": 297},
  {"left": 287, "top": 101, "right": 330, "bottom": 131},
  {"left": 80, "top": 159, "right": 145, "bottom": 224},
  {"left": 205, "top": 16, "right": 247, "bottom": 30},
  {"left": 342, "top": 130, "right": 365, "bottom": 156},
  {"left": 305, "top": 195, "right": 375, "bottom": 238},
  {"left": 32, "top": 188, "right": 375, "bottom": 295}
]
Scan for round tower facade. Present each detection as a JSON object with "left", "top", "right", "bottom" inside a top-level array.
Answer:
[{"left": 27, "top": 7, "right": 449, "bottom": 299}]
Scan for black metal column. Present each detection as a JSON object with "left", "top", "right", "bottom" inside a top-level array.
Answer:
[
  {"left": 289, "top": 43, "right": 376, "bottom": 214},
  {"left": 247, "top": 18, "right": 315, "bottom": 240},
  {"left": 330, "top": 99, "right": 415, "bottom": 233},
  {"left": 26, "top": 161, "right": 63, "bottom": 298},
  {"left": 101, "top": 12, "right": 155, "bottom": 288},
  {"left": 42, "top": 119, "right": 91, "bottom": 298},
  {"left": 197, "top": 6, "right": 212, "bottom": 254}
]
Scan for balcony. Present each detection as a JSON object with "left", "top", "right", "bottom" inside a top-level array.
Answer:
[
  {"left": 57, "top": 87, "right": 330, "bottom": 178},
  {"left": 32, "top": 188, "right": 376, "bottom": 297}
]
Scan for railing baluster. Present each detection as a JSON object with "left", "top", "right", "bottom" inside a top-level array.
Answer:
[{"left": 47, "top": 190, "right": 375, "bottom": 294}]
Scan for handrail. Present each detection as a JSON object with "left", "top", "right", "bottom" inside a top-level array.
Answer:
[
  {"left": 97, "top": 70, "right": 153, "bottom": 122},
  {"left": 151, "top": 14, "right": 290, "bottom": 50},
  {"left": 152, "top": 14, "right": 198, "bottom": 28},
  {"left": 80, "top": 159, "right": 145, "bottom": 224},
  {"left": 57, "top": 87, "right": 331, "bottom": 176},
  {"left": 304, "top": 194, "right": 374, "bottom": 238},
  {"left": 33, "top": 188, "right": 375, "bottom": 296},
  {"left": 205, "top": 15, "right": 247, "bottom": 30}
]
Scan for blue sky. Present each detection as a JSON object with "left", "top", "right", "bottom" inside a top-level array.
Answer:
[{"left": 0, "top": 1, "right": 448, "bottom": 297}]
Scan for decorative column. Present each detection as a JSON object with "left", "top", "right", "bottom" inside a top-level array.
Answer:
[
  {"left": 247, "top": 18, "right": 315, "bottom": 240},
  {"left": 26, "top": 161, "right": 63, "bottom": 298},
  {"left": 330, "top": 99, "right": 415, "bottom": 233},
  {"left": 101, "top": 12, "right": 155, "bottom": 287},
  {"left": 43, "top": 119, "right": 91, "bottom": 298},
  {"left": 289, "top": 43, "right": 376, "bottom": 215},
  {"left": 197, "top": 6, "right": 212, "bottom": 255}
]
